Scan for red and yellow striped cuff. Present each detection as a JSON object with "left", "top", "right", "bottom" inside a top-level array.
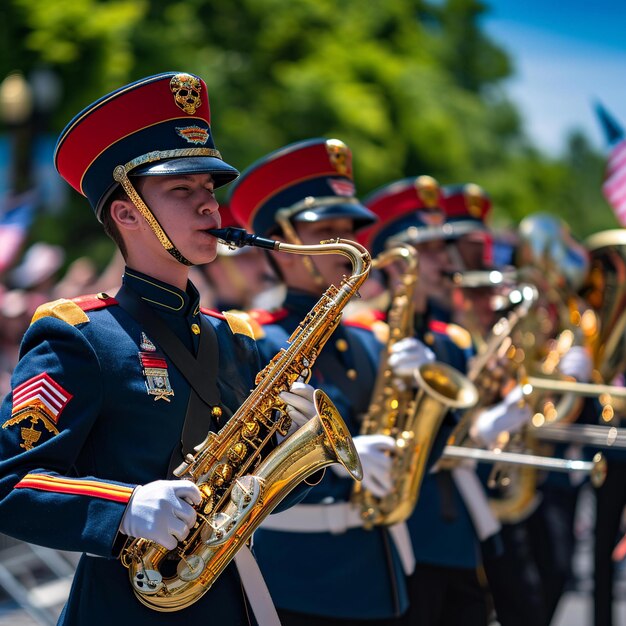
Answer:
[{"left": 15, "top": 474, "right": 134, "bottom": 503}]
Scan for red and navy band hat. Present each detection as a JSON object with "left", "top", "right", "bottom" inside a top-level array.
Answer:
[
  {"left": 442, "top": 183, "right": 491, "bottom": 237},
  {"left": 228, "top": 138, "right": 376, "bottom": 237},
  {"left": 54, "top": 71, "right": 239, "bottom": 221},
  {"left": 359, "top": 175, "right": 451, "bottom": 256}
]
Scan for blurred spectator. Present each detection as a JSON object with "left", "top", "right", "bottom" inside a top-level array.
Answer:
[
  {"left": 0, "top": 289, "right": 31, "bottom": 399},
  {"left": 8, "top": 241, "right": 64, "bottom": 313}
]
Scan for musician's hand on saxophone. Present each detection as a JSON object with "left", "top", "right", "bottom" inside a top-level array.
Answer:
[
  {"left": 119, "top": 480, "right": 202, "bottom": 550},
  {"left": 278, "top": 380, "right": 318, "bottom": 439},
  {"left": 334, "top": 434, "right": 395, "bottom": 497},
  {"left": 388, "top": 336, "right": 435, "bottom": 385}
]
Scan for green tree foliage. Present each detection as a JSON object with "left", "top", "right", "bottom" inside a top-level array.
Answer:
[{"left": 0, "top": 0, "right": 618, "bottom": 266}]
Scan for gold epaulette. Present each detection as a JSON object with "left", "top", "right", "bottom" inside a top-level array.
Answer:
[
  {"left": 30, "top": 299, "right": 90, "bottom": 327},
  {"left": 445, "top": 323, "right": 472, "bottom": 350},
  {"left": 222, "top": 310, "right": 259, "bottom": 340}
]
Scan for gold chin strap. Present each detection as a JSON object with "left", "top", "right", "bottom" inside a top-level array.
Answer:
[
  {"left": 113, "top": 165, "right": 193, "bottom": 266},
  {"left": 276, "top": 207, "right": 326, "bottom": 289}
]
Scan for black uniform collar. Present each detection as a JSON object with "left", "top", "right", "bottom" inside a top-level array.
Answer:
[
  {"left": 123, "top": 267, "right": 200, "bottom": 316},
  {"left": 414, "top": 299, "right": 452, "bottom": 334}
]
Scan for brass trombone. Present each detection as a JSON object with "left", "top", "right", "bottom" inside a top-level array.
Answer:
[
  {"left": 532, "top": 423, "right": 626, "bottom": 450},
  {"left": 442, "top": 445, "right": 607, "bottom": 488}
]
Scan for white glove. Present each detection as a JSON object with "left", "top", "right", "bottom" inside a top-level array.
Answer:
[
  {"left": 558, "top": 346, "right": 592, "bottom": 382},
  {"left": 388, "top": 337, "right": 436, "bottom": 379},
  {"left": 278, "top": 381, "right": 317, "bottom": 437},
  {"left": 470, "top": 385, "right": 532, "bottom": 448},
  {"left": 119, "top": 479, "right": 201, "bottom": 550},
  {"left": 333, "top": 434, "right": 395, "bottom": 497}
]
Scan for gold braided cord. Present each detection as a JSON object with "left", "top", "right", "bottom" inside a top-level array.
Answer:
[
  {"left": 119, "top": 148, "right": 222, "bottom": 177},
  {"left": 276, "top": 195, "right": 360, "bottom": 220},
  {"left": 113, "top": 166, "right": 175, "bottom": 251},
  {"left": 113, "top": 166, "right": 193, "bottom": 265}
]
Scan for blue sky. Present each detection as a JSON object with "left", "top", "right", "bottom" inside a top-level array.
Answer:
[{"left": 480, "top": 0, "right": 626, "bottom": 155}]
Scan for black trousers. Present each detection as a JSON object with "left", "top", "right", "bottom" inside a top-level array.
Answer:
[
  {"left": 402, "top": 563, "right": 489, "bottom": 626},
  {"left": 526, "top": 484, "right": 581, "bottom": 623},
  {"left": 593, "top": 458, "right": 626, "bottom": 626},
  {"left": 278, "top": 609, "right": 405, "bottom": 626},
  {"left": 482, "top": 521, "right": 548, "bottom": 626}
]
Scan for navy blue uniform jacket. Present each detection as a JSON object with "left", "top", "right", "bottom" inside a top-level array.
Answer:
[{"left": 0, "top": 269, "right": 297, "bottom": 626}]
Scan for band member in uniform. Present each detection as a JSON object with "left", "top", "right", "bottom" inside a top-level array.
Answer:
[
  {"left": 0, "top": 71, "right": 319, "bottom": 626},
  {"left": 229, "top": 138, "right": 433, "bottom": 626},
  {"left": 442, "top": 184, "right": 544, "bottom": 626},
  {"left": 361, "top": 177, "right": 493, "bottom": 626},
  {"left": 444, "top": 193, "right": 596, "bottom": 625}
]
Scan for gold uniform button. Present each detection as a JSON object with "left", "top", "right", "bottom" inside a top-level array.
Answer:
[
  {"left": 191, "top": 323, "right": 201, "bottom": 335},
  {"left": 424, "top": 332, "right": 435, "bottom": 346},
  {"left": 212, "top": 406, "right": 222, "bottom": 418},
  {"left": 336, "top": 338, "right": 349, "bottom": 352},
  {"left": 346, "top": 369, "right": 358, "bottom": 380}
]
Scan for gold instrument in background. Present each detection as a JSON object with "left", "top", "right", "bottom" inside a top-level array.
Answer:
[
  {"left": 351, "top": 244, "right": 479, "bottom": 527},
  {"left": 121, "top": 227, "right": 370, "bottom": 611},
  {"left": 528, "top": 229, "right": 626, "bottom": 447},
  {"left": 582, "top": 229, "right": 626, "bottom": 387},
  {"left": 445, "top": 214, "right": 609, "bottom": 523}
]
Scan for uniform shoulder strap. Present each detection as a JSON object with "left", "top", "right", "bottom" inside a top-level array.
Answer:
[
  {"left": 30, "top": 292, "right": 118, "bottom": 327},
  {"left": 222, "top": 310, "right": 255, "bottom": 339}
]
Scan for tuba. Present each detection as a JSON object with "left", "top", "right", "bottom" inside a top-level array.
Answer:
[
  {"left": 351, "top": 244, "right": 479, "bottom": 527},
  {"left": 120, "top": 227, "right": 370, "bottom": 611}
]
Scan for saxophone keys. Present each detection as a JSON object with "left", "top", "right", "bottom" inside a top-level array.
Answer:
[
  {"left": 228, "top": 441, "right": 248, "bottom": 463},
  {"left": 177, "top": 554, "right": 205, "bottom": 582},
  {"left": 132, "top": 569, "right": 164, "bottom": 594},
  {"left": 242, "top": 420, "right": 260, "bottom": 439},
  {"left": 212, "top": 463, "right": 234, "bottom": 487}
]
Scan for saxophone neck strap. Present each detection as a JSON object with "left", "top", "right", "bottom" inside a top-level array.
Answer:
[{"left": 115, "top": 285, "right": 222, "bottom": 475}]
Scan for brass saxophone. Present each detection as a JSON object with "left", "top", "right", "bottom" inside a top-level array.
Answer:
[
  {"left": 351, "top": 244, "right": 479, "bottom": 527},
  {"left": 120, "top": 227, "right": 369, "bottom": 611}
]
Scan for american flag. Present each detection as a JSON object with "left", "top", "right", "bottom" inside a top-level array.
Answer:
[
  {"left": 0, "top": 190, "right": 37, "bottom": 273},
  {"left": 595, "top": 102, "right": 626, "bottom": 225}
]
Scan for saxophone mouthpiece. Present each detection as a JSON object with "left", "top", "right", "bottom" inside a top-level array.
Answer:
[{"left": 208, "top": 227, "right": 278, "bottom": 250}]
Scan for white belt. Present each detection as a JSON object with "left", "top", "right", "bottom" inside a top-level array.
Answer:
[
  {"left": 261, "top": 503, "right": 415, "bottom": 575},
  {"left": 451, "top": 466, "right": 501, "bottom": 541},
  {"left": 86, "top": 546, "right": 281, "bottom": 626},
  {"left": 234, "top": 545, "right": 281, "bottom": 626},
  {"left": 261, "top": 502, "right": 364, "bottom": 534}
]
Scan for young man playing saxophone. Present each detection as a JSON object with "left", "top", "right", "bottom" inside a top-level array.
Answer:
[{"left": 0, "top": 71, "right": 320, "bottom": 626}]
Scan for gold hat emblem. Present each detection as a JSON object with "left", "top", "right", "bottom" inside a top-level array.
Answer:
[
  {"left": 170, "top": 73, "right": 202, "bottom": 115},
  {"left": 326, "top": 139, "right": 352, "bottom": 177},
  {"left": 415, "top": 175, "right": 440, "bottom": 208},
  {"left": 464, "top": 183, "right": 486, "bottom": 218}
]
